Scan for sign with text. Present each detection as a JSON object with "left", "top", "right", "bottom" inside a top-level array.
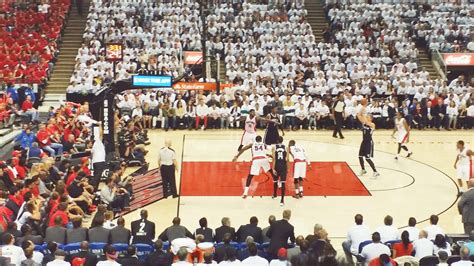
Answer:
[
  {"left": 172, "top": 82, "right": 216, "bottom": 91},
  {"left": 132, "top": 75, "right": 172, "bottom": 87},
  {"left": 184, "top": 51, "right": 203, "bottom": 65},
  {"left": 105, "top": 43, "right": 123, "bottom": 61},
  {"left": 443, "top": 53, "right": 474, "bottom": 66}
]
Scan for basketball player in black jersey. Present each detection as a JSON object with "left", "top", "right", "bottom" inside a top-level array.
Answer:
[
  {"left": 264, "top": 106, "right": 284, "bottom": 145},
  {"left": 131, "top": 210, "right": 156, "bottom": 244},
  {"left": 359, "top": 115, "right": 380, "bottom": 179},
  {"left": 271, "top": 136, "right": 288, "bottom": 206}
]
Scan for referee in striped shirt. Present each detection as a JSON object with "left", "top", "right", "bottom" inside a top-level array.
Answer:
[{"left": 158, "top": 139, "right": 179, "bottom": 198}]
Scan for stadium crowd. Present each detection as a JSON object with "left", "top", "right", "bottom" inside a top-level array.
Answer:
[
  {"left": 0, "top": 0, "right": 69, "bottom": 89},
  {"left": 0, "top": 0, "right": 473, "bottom": 265},
  {"left": 65, "top": 0, "right": 474, "bottom": 133},
  {"left": 413, "top": 3, "right": 473, "bottom": 52},
  {"left": 66, "top": 0, "right": 201, "bottom": 94}
]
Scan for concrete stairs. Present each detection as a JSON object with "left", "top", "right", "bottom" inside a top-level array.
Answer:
[
  {"left": 219, "top": 60, "right": 226, "bottom": 82},
  {"left": 0, "top": 128, "right": 21, "bottom": 149},
  {"left": 44, "top": 0, "right": 89, "bottom": 107},
  {"left": 417, "top": 47, "right": 440, "bottom": 80},
  {"left": 305, "top": 0, "right": 327, "bottom": 43}
]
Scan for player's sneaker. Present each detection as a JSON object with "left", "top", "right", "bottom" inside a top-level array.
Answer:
[
  {"left": 394, "top": 156, "right": 398, "bottom": 160},
  {"left": 242, "top": 194, "right": 247, "bottom": 199},
  {"left": 359, "top": 170, "right": 367, "bottom": 175},
  {"left": 280, "top": 202, "right": 284, "bottom": 207},
  {"left": 407, "top": 152, "right": 413, "bottom": 158},
  {"left": 371, "top": 172, "right": 380, "bottom": 179},
  {"left": 299, "top": 192, "right": 304, "bottom": 198},
  {"left": 292, "top": 194, "right": 300, "bottom": 199},
  {"left": 272, "top": 195, "right": 277, "bottom": 199}
]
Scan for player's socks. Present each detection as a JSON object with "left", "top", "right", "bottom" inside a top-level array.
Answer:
[
  {"left": 245, "top": 175, "right": 253, "bottom": 187},
  {"left": 366, "top": 159, "right": 377, "bottom": 172},
  {"left": 281, "top": 185, "right": 285, "bottom": 204},
  {"left": 272, "top": 182, "right": 278, "bottom": 198},
  {"left": 243, "top": 187, "right": 249, "bottom": 198},
  {"left": 359, "top": 157, "right": 365, "bottom": 170}
]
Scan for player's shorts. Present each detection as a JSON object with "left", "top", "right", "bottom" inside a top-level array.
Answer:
[
  {"left": 457, "top": 164, "right": 472, "bottom": 182},
  {"left": 274, "top": 166, "right": 287, "bottom": 181},
  {"left": 250, "top": 158, "right": 271, "bottom": 175},
  {"left": 241, "top": 131, "right": 257, "bottom": 146},
  {"left": 397, "top": 133, "right": 408, "bottom": 144},
  {"left": 293, "top": 161, "right": 307, "bottom": 179},
  {"left": 359, "top": 141, "right": 374, "bottom": 158}
]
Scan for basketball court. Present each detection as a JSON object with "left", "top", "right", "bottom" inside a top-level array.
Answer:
[{"left": 120, "top": 129, "right": 472, "bottom": 248}]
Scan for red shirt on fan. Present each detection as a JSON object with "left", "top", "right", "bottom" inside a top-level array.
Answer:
[
  {"left": 48, "top": 210, "right": 68, "bottom": 227},
  {"left": 21, "top": 100, "right": 33, "bottom": 111},
  {"left": 36, "top": 127, "right": 51, "bottom": 147}
]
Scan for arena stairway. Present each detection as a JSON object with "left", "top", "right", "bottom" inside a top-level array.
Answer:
[
  {"left": 416, "top": 44, "right": 441, "bottom": 80},
  {"left": 0, "top": 127, "right": 21, "bottom": 150},
  {"left": 305, "top": 0, "right": 327, "bottom": 42},
  {"left": 43, "top": 0, "right": 90, "bottom": 108}
]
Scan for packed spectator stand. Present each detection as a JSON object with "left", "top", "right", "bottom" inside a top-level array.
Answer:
[
  {"left": 412, "top": 3, "right": 473, "bottom": 53},
  {"left": 0, "top": 0, "right": 473, "bottom": 265},
  {"left": 0, "top": 0, "right": 70, "bottom": 128}
]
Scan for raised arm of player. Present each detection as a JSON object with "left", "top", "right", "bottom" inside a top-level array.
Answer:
[
  {"left": 257, "top": 116, "right": 280, "bottom": 125},
  {"left": 233, "top": 144, "right": 252, "bottom": 162},
  {"left": 357, "top": 109, "right": 368, "bottom": 125}
]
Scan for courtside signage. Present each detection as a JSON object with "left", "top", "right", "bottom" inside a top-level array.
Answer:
[
  {"left": 443, "top": 53, "right": 474, "bottom": 66},
  {"left": 172, "top": 82, "right": 216, "bottom": 91},
  {"left": 132, "top": 75, "right": 172, "bottom": 87}
]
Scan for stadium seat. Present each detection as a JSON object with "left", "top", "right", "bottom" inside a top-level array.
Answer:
[
  {"left": 135, "top": 243, "right": 154, "bottom": 261},
  {"left": 27, "top": 157, "right": 41, "bottom": 165},
  {"left": 112, "top": 243, "right": 129, "bottom": 255},
  {"left": 446, "top": 255, "right": 461, "bottom": 264},
  {"left": 34, "top": 244, "right": 47, "bottom": 253},
  {"left": 162, "top": 241, "right": 170, "bottom": 251},
  {"left": 384, "top": 240, "right": 401, "bottom": 247},
  {"left": 358, "top": 240, "right": 373, "bottom": 254},
  {"left": 419, "top": 255, "right": 439, "bottom": 266},
  {"left": 215, "top": 242, "right": 240, "bottom": 250},
  {"left": 90, "top": 242, "right": 107, "bottom": 256},
  {"left": 258, "top": 242, "right": 270, "bottom": 251},
  {"left": 63, "top": 242, "right": 81, "bottom": 255}
]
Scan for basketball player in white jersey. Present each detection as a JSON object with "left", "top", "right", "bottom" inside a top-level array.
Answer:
[
  {"left": 455, "top": 140, "right": 472, "bottom": 194},
  {"left": 288, "top": 140, "right": 310, "bottom": 198},
  {"left": 392, "top": 112, "right": 413, "bottom": 160},
  {"left": 233, "top": 135, "right": 275, "bottom": 198},
  {"left": 238, "top": 109, "right": 279, "bottom": 151}
]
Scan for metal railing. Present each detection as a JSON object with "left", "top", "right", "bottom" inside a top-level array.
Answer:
[{"left": 432, "top": 49, "right": 447, "bottom": 80}]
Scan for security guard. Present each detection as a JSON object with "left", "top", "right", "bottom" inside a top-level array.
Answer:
[{"left": 158, "top": 139, "right": 179, "bottom": 198}]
